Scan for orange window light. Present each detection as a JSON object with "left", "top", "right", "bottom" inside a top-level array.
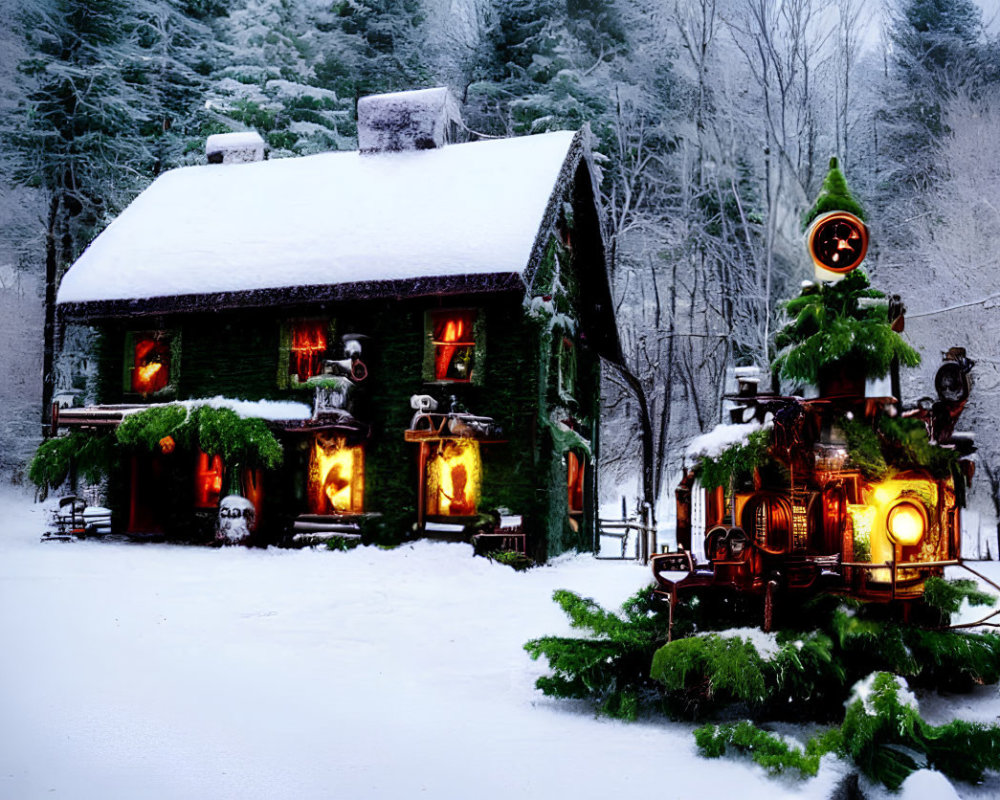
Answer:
[
  {"left": 309, "top": 436, "right": 364, "bottom": 514},
  {"left": 426, "top": 440, "right": 481, "bottom": 516},
  {"left": 432, "top": 310, "right": 475, "bottom": 381},
  {"left": 567, "top": 451, "right": 585, "bottom": 513},
  {"left": 194, "top": 452, "right": 224, "bottom": 508},
  {"left": 133, "top": 338, "right": 171, "bottom": 394},
  {"left": 290, "top": 320, "right": 328, "bottom": 381}
]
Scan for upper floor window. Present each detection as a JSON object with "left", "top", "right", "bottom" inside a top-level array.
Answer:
[
  {"left": 125, "top": 330, "right": 178, "bottom": 397},
  {"left": 279, "top": 319, "right": 335, "bottom": 388},
  {"left": 290, "top": 319, "right": 328, "bottom": 382},
  {"left": 426, "top": 309, "right": 480, "bottom": 383}
]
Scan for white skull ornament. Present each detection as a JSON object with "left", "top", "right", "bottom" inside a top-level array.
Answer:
[{"left": 216, "top": 495, "right": 256, "bottom": 545}]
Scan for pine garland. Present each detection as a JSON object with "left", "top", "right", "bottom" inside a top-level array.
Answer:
[
  {"left": 841, "top": 672, "right": 1000, "bottom": 789},
  {"left": 116, "top": 404, "right": 282, "bottom": 469},
  {"left": 28, "top": 431, "right": 116, "bottom": 490},
  {"left": 695, "top": 720, "right": 837, "bottom": 777},
  {"left": 31, "top": 404, "right": 283, "bottom": 492},
  {"left": 923, "top": 577, "right": 996, "bottom": 616}
]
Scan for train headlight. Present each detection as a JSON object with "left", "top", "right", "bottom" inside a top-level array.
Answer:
[{"left": 886, "top": 501, "right": 926, "bottom": 546}]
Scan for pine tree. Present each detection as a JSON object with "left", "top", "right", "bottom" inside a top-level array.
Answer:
[
  {"left": 2, "top": 0, "right": 223, "bottom": 424},
  {"left": 882, "top": 0, "right": 987, "bottom": 188},
  {"left": 464, "top": 0, "right": 624, "bottom": 137},
  {"left": 7, "top": 0, "right": 154, "bottom": 424}
]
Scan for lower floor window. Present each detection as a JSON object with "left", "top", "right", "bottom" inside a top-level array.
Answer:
[
  {"left": 309, "top": 434, "right": 365, "bottom": 514},
  {"left": 567, "top": 450, "right": 585, "bottom": 532},
  {"left": 194, "top": 452, "right": 224, "bottom": 508},
  {"left": 425, "top": 439, "right": 481, "bottom": 517}
]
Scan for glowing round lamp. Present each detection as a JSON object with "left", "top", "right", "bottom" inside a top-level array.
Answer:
[
  {"left": 159, "top": 435, "right": 175, "bottom": 454},
  {"left": 886, "top": 501, "right": 926, "bottom": 546},
  {"left": 806, "top": 211, "right": 869, "bottom": 274}
]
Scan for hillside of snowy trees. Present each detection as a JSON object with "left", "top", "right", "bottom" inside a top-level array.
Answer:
[{"left": 0, "top": 0, "right": 998, "bottom": 546}]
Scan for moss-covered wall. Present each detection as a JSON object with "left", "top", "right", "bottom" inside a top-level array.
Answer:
[{"left": 85, "top": 169, "right": 609, "bottom": 557}]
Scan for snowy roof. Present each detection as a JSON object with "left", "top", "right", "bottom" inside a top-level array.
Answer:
[{"left": 57, "top": 129, "right": 587, "bottom": 313}]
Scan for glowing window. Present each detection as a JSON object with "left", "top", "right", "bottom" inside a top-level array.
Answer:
[
  {"left": 289, "top": 320, "right": 329, "bottom": 383},
  {"left": 430, "top": 310, "right": 476, "bottom": 382},
  {"left": 194, "top": 452, "right": 224, "bottom": 508},
  {"left": 567, "top": 451, "right": 585, "bottom": 514},
  {"left": 426, "top": 439, "right": 481, "bottom": 517},
  {"left": 130, "top": 335, "right": 172, "bottom": 394},
  {"left": 309, "top": 435, "right": 364, "bottom": 514}
]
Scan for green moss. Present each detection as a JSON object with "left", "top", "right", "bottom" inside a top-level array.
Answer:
[
  {"left": 696, "top": 428, "right": 773, "bottom": 491},
  {"left": 843, "top": 416, "right": 888, "bottom": 479},
  {"left": 802, "top": 156, "right": 867, "bottom": 229},
  {"left": 486, "top": 549, "right": 535, "bottom": 571}
]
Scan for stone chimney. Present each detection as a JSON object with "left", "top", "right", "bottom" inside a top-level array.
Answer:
[
  {"left": 206, "top": 131, "right": 266, "bottom": 164},
  {"left": 357, "top": 87, "right": 464, "bottom": 154}
]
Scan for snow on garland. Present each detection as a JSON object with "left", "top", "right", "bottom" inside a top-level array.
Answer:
[{"left": 30, "top": 399, "right": 293, "bottom": 491}]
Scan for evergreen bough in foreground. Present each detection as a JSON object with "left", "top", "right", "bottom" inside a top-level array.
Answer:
[{"left": 525, "top": 581, "right": 1000, "bottom": 788}]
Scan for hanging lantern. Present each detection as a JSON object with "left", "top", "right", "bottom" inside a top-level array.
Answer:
[
  {"left": 806, "top": 211, "right": 869, "bottom": 275},
  {"left": 159, "top": 435, "right": 175, "bottom": 454}
]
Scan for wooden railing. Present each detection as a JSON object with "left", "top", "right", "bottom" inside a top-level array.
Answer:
[{"left": 596, "top": 510, "right": 657, "bottom": 563}]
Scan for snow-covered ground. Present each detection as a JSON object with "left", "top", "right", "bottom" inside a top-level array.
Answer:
[{"left": 1, "top": 486, "right": 998, "bottom": 800}]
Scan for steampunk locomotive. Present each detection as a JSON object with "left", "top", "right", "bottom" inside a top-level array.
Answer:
[{"left": 651, "top": 176, "right": 977, "bottom": 625}]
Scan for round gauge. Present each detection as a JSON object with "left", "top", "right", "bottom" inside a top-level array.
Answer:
[{"left": 807, "top": 211, "right": 869, "bottom": 274}]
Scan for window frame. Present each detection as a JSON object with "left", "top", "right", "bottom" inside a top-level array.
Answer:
[
  {"left": 422, "top": 308, "right": 485, "bottom": 385},
  {"left": 122, "top": 329, "right": 180, "bottom": 399},
  {"left": 278, "top": 318, "right": 337, "bottom": 389}
]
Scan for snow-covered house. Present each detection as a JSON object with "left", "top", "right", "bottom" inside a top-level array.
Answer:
[{"left": 52, "top": 88, "right": 620, "bottom": 558}]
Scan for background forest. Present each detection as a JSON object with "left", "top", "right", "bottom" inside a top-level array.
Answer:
[{"left": 1, "top": 0, "right": 999, "bottom": 546}]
